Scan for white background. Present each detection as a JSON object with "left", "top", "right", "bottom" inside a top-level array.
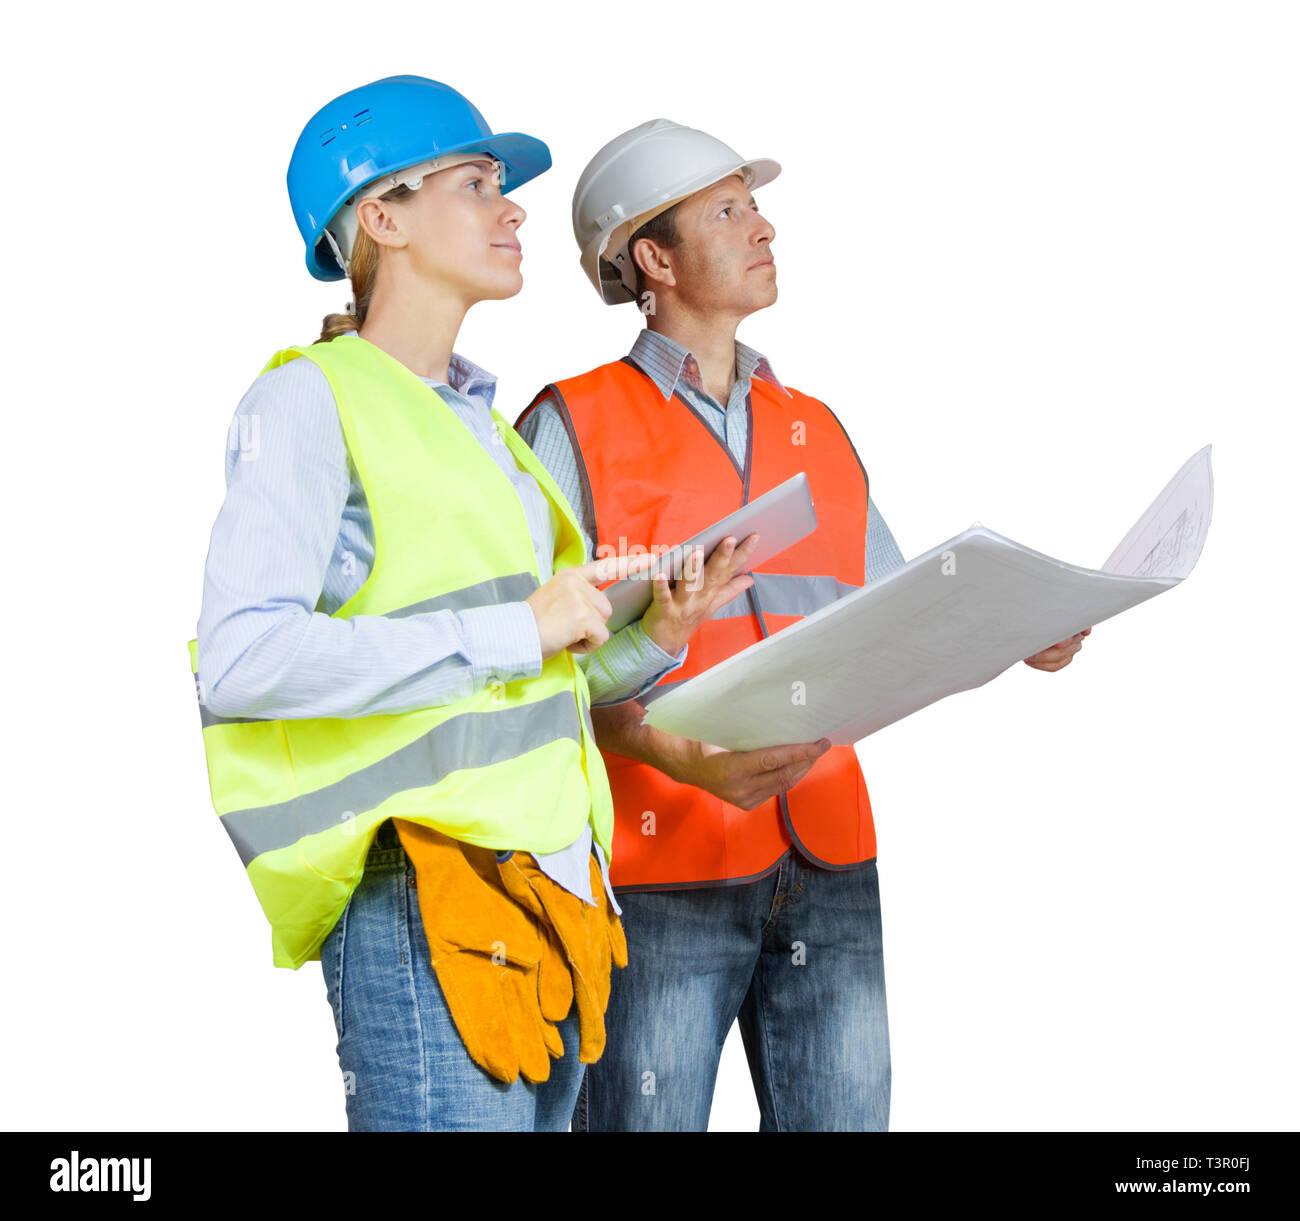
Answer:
[{"left": 4, "top": 0, "right": 1296, "bottom": 1131}]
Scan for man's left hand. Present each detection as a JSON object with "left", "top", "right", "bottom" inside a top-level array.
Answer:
[
  {"left": 1024, "top": 626, "right": 1092, "bottom": 672},
  {"left": 642, "top": 533, "right": 760, "bottom": 658}
]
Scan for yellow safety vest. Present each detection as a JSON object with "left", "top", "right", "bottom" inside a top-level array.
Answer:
[{"left": 186, "top": 334, "right": 613, "bottom": 969}]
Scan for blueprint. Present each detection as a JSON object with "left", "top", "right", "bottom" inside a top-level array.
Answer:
[{"left": 642, "top": 446, "right": 1213, "bottom": 750}]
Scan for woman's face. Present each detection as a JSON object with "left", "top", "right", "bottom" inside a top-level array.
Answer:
[{"left": 372, "top": 158, "right": 527, "bottom": 304}]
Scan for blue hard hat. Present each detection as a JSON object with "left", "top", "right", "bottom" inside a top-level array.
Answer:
[{"left": 287, "top": 75, "right": 552, "bottom": 281}]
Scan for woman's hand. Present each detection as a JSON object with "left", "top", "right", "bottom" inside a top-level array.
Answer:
[
  {"left": 526, "top": 553, "right": 655, "bottom": 660},
  {"left": 641, "top": 533, "right": 761, "bottom": 658}
]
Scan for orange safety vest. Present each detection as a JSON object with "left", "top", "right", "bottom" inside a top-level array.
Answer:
[{"left": 517, "top": 356, "right": 877, "bottom": 891}]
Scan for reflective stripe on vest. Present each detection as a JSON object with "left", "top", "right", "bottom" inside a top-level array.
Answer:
[
  {"left": 216, "top": 689, "right": 583, "bottom": 866},
  {"left": 196, "top": 569, "right": 542, "bottom": 729},
  {"left": 518, "top": 357, "right": 876, "bottom": 889},
  {"left": 186, "top": 335, "right": 613, "bottom": 968},
  {"left": 708, "top": 572, "right": 861, "bottom": 619}
]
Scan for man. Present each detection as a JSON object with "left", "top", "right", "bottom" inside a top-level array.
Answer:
[{"left": 515, "top": 119, "right": 1089, "bottom": 1132}]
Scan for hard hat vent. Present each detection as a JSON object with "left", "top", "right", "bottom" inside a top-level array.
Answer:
[{"left": 319, "top": 110, "right": 372, "bottom": 149}]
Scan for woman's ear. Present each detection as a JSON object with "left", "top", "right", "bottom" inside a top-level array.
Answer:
[{"left": 356, "top": 197, "right": 408, "bottom": 253}]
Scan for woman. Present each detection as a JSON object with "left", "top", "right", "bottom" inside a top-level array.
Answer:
[{"left": 186, "top": 75, "right": 757, "bottom": 1131}]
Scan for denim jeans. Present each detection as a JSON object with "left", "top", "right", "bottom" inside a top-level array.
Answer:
[
  {"left": 573, "top": 849, "right": 890, "bottom": 1132},
  {"left": 319, "top": 819, "right": 585, "bottom": 1131}
]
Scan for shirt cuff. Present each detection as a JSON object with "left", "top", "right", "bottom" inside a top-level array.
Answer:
[
  {"left": 587, "top": 619, "right": 688, "bottom": 707},
  {"left": 637, "top": 619, "right": 686, "bottom": 668},
  {"left": 459, "top": 601, "right": 543, "bottom": 687}
]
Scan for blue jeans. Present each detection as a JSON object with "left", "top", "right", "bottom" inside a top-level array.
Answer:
[
  {"left": 573, "top": 849, "right": 890, "bottom": 1132},
  {"left": 319, "top": 819, "right": 585, "bottom": 1131}
]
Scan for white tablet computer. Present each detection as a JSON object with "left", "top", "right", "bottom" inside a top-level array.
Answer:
[{"left": 603, "top": 472, "right": 819, "bottom": 634}]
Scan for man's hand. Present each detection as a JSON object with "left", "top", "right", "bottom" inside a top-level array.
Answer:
[
  {"left": 590, "top": 701, "right": 831, "bottom": 811},
  {"left": 641, "top": 533, "right": 761, "bottom": 658},
  {"left": 686, "top": 737, "right": 833, "bottom": 810},
  {"left": 1024, "top": 626, "right": 1092, "bottom": 672}
]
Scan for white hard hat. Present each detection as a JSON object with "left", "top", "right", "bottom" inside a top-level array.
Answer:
[{"left": 573, "top": 119, "right": 781, "bottom": 304}]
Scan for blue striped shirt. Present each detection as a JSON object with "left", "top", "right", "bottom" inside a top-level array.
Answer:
[
  {"left": 194, "top": 332, "right": 686, "bottom": 910},
  {"left": 517, "top": 328, "right": 907, "bottom": 593}
]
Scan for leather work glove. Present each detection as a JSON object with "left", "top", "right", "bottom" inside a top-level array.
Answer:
[
  {"left": 495, "top": 849, "right": 629, "bottom": 1063},
  {"left": 392, "top": 819, "right": 566, "bottom": 1085}
]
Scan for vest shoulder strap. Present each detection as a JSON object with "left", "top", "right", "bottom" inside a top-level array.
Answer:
[
  {"left": 260, "top": 344, "right": 312, "bottom": 376},
  {"left": 748, "top": 379, "right": 870, "bottom": 504}
]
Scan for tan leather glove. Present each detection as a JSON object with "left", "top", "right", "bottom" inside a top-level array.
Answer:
[
  {"left": 496, "top": 849, "right": 628, "bottom": 1063},
  {"left": 392, "top": 819, "right": 565, "bottom": 1085}
]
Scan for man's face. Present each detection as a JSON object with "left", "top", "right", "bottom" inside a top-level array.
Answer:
[{"left": 656, "top": 173, "right": 777, "bottom": 315}]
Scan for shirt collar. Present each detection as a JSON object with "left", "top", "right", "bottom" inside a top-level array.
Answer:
[
  {"left": 444, "top": 351, "right": 498, "bottom": 410},
  {"left": 628, "top": 327, "right": 791, "bottom": 402},
  {"left": 343, "top": 329, "right": 498, "bottom": 410}
]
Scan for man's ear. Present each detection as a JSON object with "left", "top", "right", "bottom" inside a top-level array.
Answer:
[
  {"left": 356, "top": 197, "right": 408, "bottom": 252},
  {"left": 631, "top": 235, "right": 676, "bottom": 291}
]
